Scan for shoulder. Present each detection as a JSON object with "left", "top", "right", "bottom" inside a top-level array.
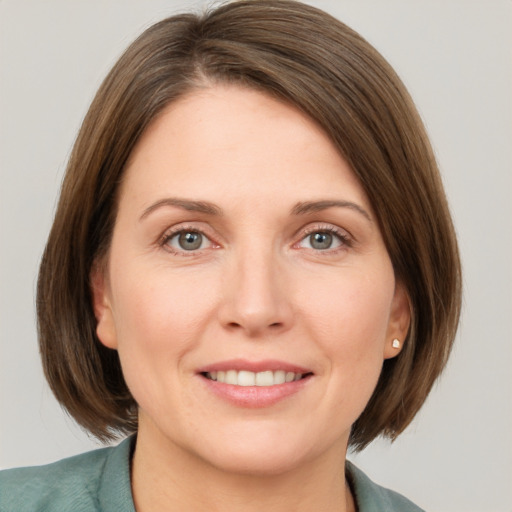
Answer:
[
  {"left": 0, "top": 437, "right": 135, "bottom": 512},
  {"left": 346, "top": 461, "right": 426, "bottom": 512},
  {"left": 0, "top": 446, "right": 109, "bottom": 512}
]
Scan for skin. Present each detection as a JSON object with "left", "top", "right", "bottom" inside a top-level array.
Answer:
[{"left": 92, "top": 85, "right": 410, "bottom": 512}]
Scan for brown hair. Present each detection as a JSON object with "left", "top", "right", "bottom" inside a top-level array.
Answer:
[{"left": 37, "top": 0, "right": 461, "bottom": 450}]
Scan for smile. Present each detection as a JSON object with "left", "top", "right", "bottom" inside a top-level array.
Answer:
[
  {"left": 197, "top": 360, "right": 314, "bottom": 407},
  {"left": 204, "top": 370, "right": 305, "bottom": 386}
]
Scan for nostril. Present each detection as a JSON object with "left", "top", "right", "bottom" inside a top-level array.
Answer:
[{"left": 224, "top": 321, "right": 283, "bottom": 333}]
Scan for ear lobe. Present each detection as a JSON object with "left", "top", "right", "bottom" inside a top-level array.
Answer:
[
  {"left": 384, "top": 281, "right": 411, "bottom": 360},
  {"left": 90, "top": 262, "right": 118, "bottom": 350}
]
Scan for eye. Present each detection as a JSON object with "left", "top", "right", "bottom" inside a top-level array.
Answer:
[
  {"left": 298, "top": 229, "right": 348, "bottom": 251},
  {"left": 165, "top": 230, "right": 211, "bottom": 252}
]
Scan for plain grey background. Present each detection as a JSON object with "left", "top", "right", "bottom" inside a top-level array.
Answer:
[{"left": 1, "top": 1, "right": 511, "bottom": 511}]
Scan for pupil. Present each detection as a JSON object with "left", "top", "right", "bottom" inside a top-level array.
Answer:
[
  {"left": 179, "top": 232, "right": 202, "bottom": 250},
  {"left": 310, "top": 232, "right": 332, "bottom": 250}
]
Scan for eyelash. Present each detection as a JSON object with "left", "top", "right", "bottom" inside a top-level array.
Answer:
[
  {"left": 296, "top": 224, "right": 353, "bottom": 253},
  {"left": 158, "top": 223, "right": 353, "bottom": 256},
  {"left": 159, "top": 224, "right": 218, "bottom": 256}
]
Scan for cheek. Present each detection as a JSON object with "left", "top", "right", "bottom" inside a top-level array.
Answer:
[
  {"left": 298, "top": 266, "right": 394, "bottom": 370},
  {"left": 108, "top": 267, "right": 218, "bottom": 392},
  {"left": 112, "top": 263, "right": 214, "bottom": 337},
  {"left": 288, "top": 265, "right": 396, "bottom": 438}
]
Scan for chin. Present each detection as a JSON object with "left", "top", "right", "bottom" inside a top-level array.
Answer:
[{"left": 190, "top": 425, "right": 328, "bottom": 477}]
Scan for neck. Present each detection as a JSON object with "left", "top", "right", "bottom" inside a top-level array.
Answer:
[{"left": 131, "top": 421, "right": 355, "bottom": 512}]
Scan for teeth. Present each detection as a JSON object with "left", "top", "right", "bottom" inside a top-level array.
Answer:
[
  {"left": 226, "top": 370, "right": 237, "bottom": 385},
  {"left": 238, "top": 370, "right": 255, "bottom": 386},
  {"left": 255, "top": 370, "right": 273, "bottom": 386},
  {"left": 274, "top": 370, "right": 286, "bottom": 384},
  {"left": 206, "top": 370, "right": 304, "bottom": 386}
]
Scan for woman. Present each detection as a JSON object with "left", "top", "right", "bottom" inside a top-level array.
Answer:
[{"left": 0, "top": 1, "right": 461, "bottom": 510}]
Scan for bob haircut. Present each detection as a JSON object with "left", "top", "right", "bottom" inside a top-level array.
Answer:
[{"left": 37, "top": 0, "right": 461, "bottom": 450}]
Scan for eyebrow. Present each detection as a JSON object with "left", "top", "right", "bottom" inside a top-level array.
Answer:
[
  {"left": 139, "top": 198, "right": 223, "bottom": 220},
  {"left": 139, "top": 197, "right": 371, "bottom": 222},
  {"left": 291, "top": 200, "right": 372, "bottom": 221}
]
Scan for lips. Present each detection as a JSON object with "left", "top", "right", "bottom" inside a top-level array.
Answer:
[{"left": 197, "top": 359, "right": 313, "bottom": 408}]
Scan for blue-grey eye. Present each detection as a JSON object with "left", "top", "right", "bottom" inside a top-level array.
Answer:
[
  {"left": 168, "top": 231, "right": 206, "bottom": 251},
  {"left": 298, "top": 230, "right": 344, "bottom": 251},
  {"left": 180, "top": 232, "right": 202, "bottom": 250},
  {"left": 309, "top": 232, "right": 333, "bottom": 250}
]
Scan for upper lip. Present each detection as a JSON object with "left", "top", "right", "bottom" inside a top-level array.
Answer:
[{"left": 197, "top": 359, "right": 312, "bottom": 374}]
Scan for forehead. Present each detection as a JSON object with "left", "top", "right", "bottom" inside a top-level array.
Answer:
[{"left": 121, "top": 85, "right": 370, "bottom": 213}]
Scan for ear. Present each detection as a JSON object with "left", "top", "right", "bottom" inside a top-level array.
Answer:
[
  {"left": 383, "top": 281, "right": 411, "bottom": 359},
  {"left": 90, "top": 261, "right": 118, "bottom": 350}
]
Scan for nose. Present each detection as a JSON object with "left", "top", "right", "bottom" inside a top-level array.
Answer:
[{"left": 218, "top": 246, "right": 294, "bottom": 337}]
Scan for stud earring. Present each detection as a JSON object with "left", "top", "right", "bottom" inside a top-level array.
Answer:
[{"left": 392, "top": 338, "right": 401, "bottom": 349}]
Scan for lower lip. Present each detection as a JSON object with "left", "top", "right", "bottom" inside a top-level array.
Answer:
[{"left": 199, "top": 375, "right": 312, "bottom": 408}]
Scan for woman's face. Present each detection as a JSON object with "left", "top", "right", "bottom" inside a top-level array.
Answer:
[{"left": 93, "top": 85, "right": 409, "bottom": 475}]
